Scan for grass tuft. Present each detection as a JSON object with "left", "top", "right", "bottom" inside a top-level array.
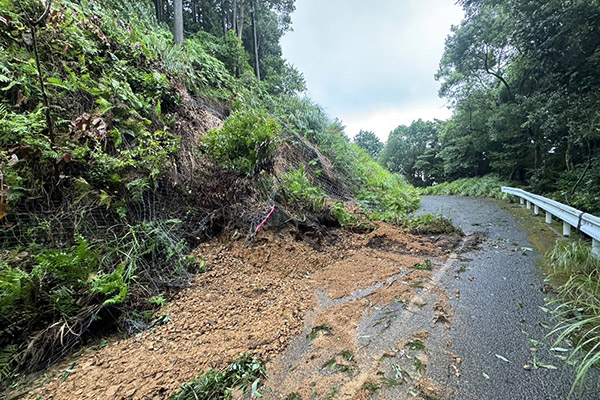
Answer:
[{"left": 547, "top": 241, "right": 600, "bottom": 394}]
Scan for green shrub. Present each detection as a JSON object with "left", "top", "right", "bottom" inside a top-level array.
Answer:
[
  {"left": 355, "top": 148, "right": 420, "bottom": 223},
  {"left": 91, "top": 263, "right": 128, "bottom": 306},
  {"left": 0, "top": 261, "right": 30, "bottom": 315},
  {"left": 33, "top": 237, "right": 99, "bottom": 282},
  {"left": 420, "top": 175, "right": 510, "bottom": 200},
  {"left": 402, "top": 214, "right": 459, "bottom": 235},
  {"left": 331, "top": 201, "right": 356, "bottom": 227},
  {"left": 203, "top": 109, "right": 280, "bottom": 176},
  {"left": 281, "top": 166, "right": 325, "bottom": 212}
]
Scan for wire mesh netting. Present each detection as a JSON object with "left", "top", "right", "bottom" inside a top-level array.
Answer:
[{"left": 0, "top": 129, "right": 356, "bottom": 253}]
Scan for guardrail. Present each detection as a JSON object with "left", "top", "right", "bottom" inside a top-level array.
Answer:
[{"left": 501, "top": 187, "right": 600, "bottom": 257}]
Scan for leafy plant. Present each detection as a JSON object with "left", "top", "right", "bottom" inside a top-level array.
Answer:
[
  {"left": 405, "top": 339, "right": 426, "bottom": 352},
  {"left": 547, "top": 241, "right": 600, "bottom": 394},
  {"left": 307, "top": 324, "right": 332, "bottom": 341},
  {"left": 330, "top": 201, "right": 356, "bottom": 227},
  {"left": 33, "top": 237, "right": 99, "bottom": 282},
  {"left": 363, "top": 381, "right": 379, "bottom": 395},
  {"left": 91, "top": 263, "right": 128, "bottom": 306},
  {"left": 169, "top": 354, "right": 267, "bottom": 400},
  {"left": 411, "top": 260, "right": 433, "bottom": 271},
  {"left": 322, "top": 350, "right": 356, "bottom": 376},
  {"left": 203, "top": 109, "right": 280, "bottom": 176},
  {"left": 402, "top": 214, "right": 459, "bottom": 235},
  {"left": 413, "top": 357, "right": 426, "bottom": 372},
  {"left": 281, "top": 166, "right": 325, "bottom": 212},
  {"left": 149, "top": 294, "right": 167, "bottom": 308}
]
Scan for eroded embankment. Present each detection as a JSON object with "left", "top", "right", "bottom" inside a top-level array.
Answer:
[{"left": 19, "top": 223, "right": 466, "bottom": 400}]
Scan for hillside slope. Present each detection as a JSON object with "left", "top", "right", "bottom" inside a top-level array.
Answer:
[{"left": 0, "top": 0, "right": 418, "bottom": 386}]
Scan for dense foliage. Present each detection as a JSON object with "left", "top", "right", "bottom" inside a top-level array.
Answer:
[
  {"left": 203, "top": 108, "right": 280, "bottom": 176},
  {"left": 353, "top": 129, "right": 383, "bottom": 158},
  {"left": 419, "top": 175, "right": 510, "bottom": 200},
  {"left": 0, "top": 0, "right": 420, "bottom": 386},
  {"left": 380, "top": 0, "right": 600, "bottom": 214}
]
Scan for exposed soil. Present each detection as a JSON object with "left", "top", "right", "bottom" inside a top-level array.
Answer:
[{"left": 16, "top": 223, "right": 464, "bottom": 400}]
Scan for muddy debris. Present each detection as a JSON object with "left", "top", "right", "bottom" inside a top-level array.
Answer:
[{"left": 19, "top": 222, "right": 462, "bottom": 400}]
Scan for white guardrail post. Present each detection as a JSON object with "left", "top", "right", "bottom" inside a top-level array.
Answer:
[{"left": 501, "top": 187, "right": 600, "bottom": 258}]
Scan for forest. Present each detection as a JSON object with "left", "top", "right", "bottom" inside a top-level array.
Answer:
[{"left": 361, "top": 0, "right": 600, "bottom": 215}]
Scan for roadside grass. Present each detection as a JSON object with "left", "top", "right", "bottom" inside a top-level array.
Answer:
[
  {"left": 420, "top": 175, "right": 510, "bottom": 200},
  {"left": 500, "top": 198, "right": 600, "bottom": 393},
  {"left": 547, "top": 241, "right": 600, "bottom": 394}
]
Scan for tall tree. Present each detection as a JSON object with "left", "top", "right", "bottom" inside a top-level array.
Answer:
[
  {"left": 353, "top": 130, "right": 383, "bottom": 158},
  {"left": 380, "top": 120, "right": 444, "bottom": 186},
  {"left": 251, "top": 0, "right": 260, "bottom": 79},
  {"left": 174, "top": 0, "right": 184, "bottom": 44}
]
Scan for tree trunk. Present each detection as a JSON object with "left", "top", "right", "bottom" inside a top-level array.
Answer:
[
  {"left": 154, "top": 0, "right": 160, "bottom": 21},
  {"left": 251, "top": 0, "right": 260, "bottom": 80},
  {"left": 565, "top": 138, "right": 573, "bottom": 171},
  {"left": 237, "top": 1, "right": 245, "bottom": 40},
  {"left": 174, "top": 0, "right": 184, "bottom": 45},
  {"left": 192, "top": 0, "right": 198, "bottom": 23},
  {"left": 233, "top": 0, "right": 238, "bottom": 34},
  {"left": 222, "top": 0, "right": 227, "bottom": 34},
  {"left": 29, "top": 0, "right": 54, "bottom": 146}
]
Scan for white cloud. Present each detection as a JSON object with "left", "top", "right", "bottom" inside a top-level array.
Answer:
[
  {"left": 341, "top": 106, "right": 453, "bottom": 142},
  {"left": 281, "top": 0, "right": 464, "bottom": 136}
]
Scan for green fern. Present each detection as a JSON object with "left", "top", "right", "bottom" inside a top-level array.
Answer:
[
  {"left": 0, "top": 345, "right": 20, "bottom": 381},
  {"left": 91, "top": 263, "right": 128, "bottom": 306}
]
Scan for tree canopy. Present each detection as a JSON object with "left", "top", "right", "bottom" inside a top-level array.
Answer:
[
  {"left": 353, "top": 130, "right": 383, "bottom": 158},
  {"left": 381, "top": 0, "right": 600, "bottom": 212}
]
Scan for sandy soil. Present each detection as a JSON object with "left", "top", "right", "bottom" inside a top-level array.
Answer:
[{"left": 17, "top": 223, "right": 462, "bottom": 400}]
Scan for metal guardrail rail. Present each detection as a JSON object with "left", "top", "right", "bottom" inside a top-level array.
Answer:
[{"left": 501, "top": 187, "right": 600, "bottom": 257}]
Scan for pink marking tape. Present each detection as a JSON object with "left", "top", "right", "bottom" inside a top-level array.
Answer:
[{"left": 254, "top": 205, "right": 276, "bottom": 234}]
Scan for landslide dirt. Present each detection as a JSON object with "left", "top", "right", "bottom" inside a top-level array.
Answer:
[{"left": 20, "top": 223, "right": 462, "bottom": 400}]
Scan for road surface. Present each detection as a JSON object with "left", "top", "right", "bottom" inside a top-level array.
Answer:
[{"left": 418, "top": 196, "right": 599, "bottom": 399}]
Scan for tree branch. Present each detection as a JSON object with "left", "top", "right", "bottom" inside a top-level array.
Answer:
[
  {"left": 33, "top": 0, "right": 52, "bottom": 26},
  {"left": 483, "top": 49, "right": 516, "bottom": 103}
]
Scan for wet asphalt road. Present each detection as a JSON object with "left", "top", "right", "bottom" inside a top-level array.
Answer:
[{"left": 417, "top": 196, "right": 599, "bottom": 400}]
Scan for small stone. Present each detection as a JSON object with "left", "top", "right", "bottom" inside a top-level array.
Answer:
[{"left": 524, "top": 364, "right": 532, "bottom": 371}]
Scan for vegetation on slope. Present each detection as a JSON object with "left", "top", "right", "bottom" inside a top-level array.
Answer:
[
  {"left": 419, "top": 175, "right": 511, "bottom": 200},
  {"left": 0, "top": 0, "right": 419, "bottom": 387}
]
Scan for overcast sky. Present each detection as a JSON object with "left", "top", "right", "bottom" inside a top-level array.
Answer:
[{"left": 280, "top": 0, "right": 464, "bottom": 142}]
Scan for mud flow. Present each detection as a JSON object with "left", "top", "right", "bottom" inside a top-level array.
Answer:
[{"left": 22, "top": 223, "right": 471, "bottom": 400}]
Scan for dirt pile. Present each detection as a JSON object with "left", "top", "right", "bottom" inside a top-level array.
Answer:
[{"left": 17, "top": 223, "right": 463, "bottom": 400}]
